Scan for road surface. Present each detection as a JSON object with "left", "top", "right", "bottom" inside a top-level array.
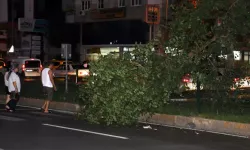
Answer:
[{"left": 0, "top": 104, "right": 249, "bottom": 150}]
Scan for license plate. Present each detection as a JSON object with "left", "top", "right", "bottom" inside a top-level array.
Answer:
[{"left": 26, "top": 70, "right": 33, "bottom": 72}]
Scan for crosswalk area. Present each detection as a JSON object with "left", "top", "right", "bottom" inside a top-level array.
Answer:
[{"left": 0, "top": 105, "right": 73, "bottom": 123}]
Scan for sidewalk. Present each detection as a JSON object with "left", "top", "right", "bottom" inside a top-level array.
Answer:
[{"left": 0, "top": 94, "right": 249, "bottom": 138}]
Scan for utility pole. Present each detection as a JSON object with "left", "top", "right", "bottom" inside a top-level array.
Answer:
[
  {"left": 80, "top": 22, "right": 83, "bottom": 61},
  {"left": 166, "top": 0, "right": 169, "bottom": 21},
  {"left": 11, "top": 0, "right": 14, "bottom": 47}
]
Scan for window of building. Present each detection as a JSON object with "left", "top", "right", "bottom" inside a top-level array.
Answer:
[
  {"left": 81, "top": 0, "right": 91, "bottom": 10},
  {"left": 98, "top": 0, "right": 104, "bottom": 9},
  {"left": 244, "top": 51, "right": 250, "bottom": 64},
  {"left": 118, "top": 0, "right": 125, "bottom": 7},
  {"left": 131, "top": 0, "right": 142, "bottom": 6}
]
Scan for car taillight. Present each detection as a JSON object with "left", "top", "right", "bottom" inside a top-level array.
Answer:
[
  {"left": 40, "top": 65, "right": 43, "bottom": 68},
  {"left": 22, "top": 64, "right": 25, "bottom": 71},
  {"left": 234, "top": 78, "right": 240, "bottom": 82},
  {"left": 183, "top": 78, "right": 190, "bottom": 83},
  {"left": 4, "top": 63, "right": 6, "bottom": 67}
]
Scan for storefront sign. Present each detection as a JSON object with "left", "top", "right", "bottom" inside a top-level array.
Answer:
[
  {"left": 18, "top": 18, "right": 48, "bottom": 33},
  {"left": 91, "top": 8, "right": 126, "bottom": 20},
  {"left": 32, "top": 35, "right": 41, "bottom": 40},
  {"left": 32, "top": 41, "right": 41, "bottom": 46},
  {"left": 21, "top": 34, "right": 31, "bottom": 49}
]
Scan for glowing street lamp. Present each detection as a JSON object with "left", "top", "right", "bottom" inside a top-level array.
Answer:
[{"left": 8, "top": 45, "right": 14, "bottom": 53}]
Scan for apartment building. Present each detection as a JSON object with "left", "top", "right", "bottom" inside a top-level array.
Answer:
[{"left": 62, "top": 0, "right": 175, "bottom": 61}]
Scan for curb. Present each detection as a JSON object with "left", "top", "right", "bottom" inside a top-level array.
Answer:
[
  {"left": 139, "top": 114, "right": 250, "bottom": 138},
  {"left": 0, "top": 95, "right": 80, "bottom": 113}
]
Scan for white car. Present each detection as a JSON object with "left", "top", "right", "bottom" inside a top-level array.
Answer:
[
  {"left": 11, "top": 57, "right": 42, "bottom": 77},
  {"left": 53, "top": 64, "right": 90, "bottom": 78}
]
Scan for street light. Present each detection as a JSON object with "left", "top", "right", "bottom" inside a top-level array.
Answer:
[
  {"left": 8, "top": 0, "right": 15, "bottom": 54},
  {"left": 8, "top": 45, "right": 14, "bottom": 53}
]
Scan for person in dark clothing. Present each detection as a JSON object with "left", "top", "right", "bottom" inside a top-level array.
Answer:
[{"left": 82, "top": 61, "right": 89, "bottom": 69}]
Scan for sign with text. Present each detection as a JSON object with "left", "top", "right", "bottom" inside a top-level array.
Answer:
[
  {"left": 21, "top": 34, "right": 31, "bottom": 49},
  {"left": 18, "top": 18, "right": 48, "bottom": 33},
  {"left": 145, "top": 4, "right": 160, "bottom": 24},
  {"left": 91, "top": 8, "right": 126, "bottom": 20}
]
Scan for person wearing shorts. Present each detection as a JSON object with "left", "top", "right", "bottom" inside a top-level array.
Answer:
[
  {"left": 41, "top": 62, "right": 57, "bottom": 113},
  {"left": 43, "top": 86, "right": 54, "bottom": 101}
]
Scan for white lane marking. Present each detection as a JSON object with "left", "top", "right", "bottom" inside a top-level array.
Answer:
[
  {"left": 0, "top": 115, "right": 25, "bottom": 121},
  {"left": 139, "top": 121, "right": 249, "bottom": 139},
  {"left": 43, "top": 123, "right": 129, "bottom": 140}
]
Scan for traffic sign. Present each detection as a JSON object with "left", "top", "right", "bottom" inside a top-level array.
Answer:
[
  {"left": 61, "top": 44, "right": 72, "bottom": 59},
  {"left": 145, "top": 4, "right": 160, "bottom": 24}
]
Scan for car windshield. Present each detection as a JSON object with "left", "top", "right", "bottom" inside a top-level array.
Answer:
[
  {"left": 25, "top": 60, "right": 40, "bottom": 68},
  {"left": 72, "top": 65, "right": 88, "bottom": 69}
]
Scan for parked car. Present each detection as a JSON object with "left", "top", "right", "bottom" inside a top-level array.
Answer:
[
  {"left": 53, "top": 64, "right": 90, "bottom": 79},
  {"left": 11, "top": 57, "right": 42, "bottom": 78},
  {"left": 49, "top": 59, "right": 73, "bottom": 69},
  {"left": 180, "top": 74, "right": 199, "bottom": 91}
]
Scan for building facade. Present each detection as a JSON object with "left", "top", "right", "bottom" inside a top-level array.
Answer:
[
  {"left": 62, "top": 0, "right": 173, "bottom": 61},
  {"left": 0, "top": 0, "right": 71, "bottom": 62}
]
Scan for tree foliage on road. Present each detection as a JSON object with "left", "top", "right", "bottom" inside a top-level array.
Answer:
[{"left": 78, "top": 44, "right": 188, "bottom": 125}]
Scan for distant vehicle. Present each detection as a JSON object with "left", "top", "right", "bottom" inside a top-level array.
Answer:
[
  {"left": 180, "top": 74, "right": 198, "bottom": 91},
  {"left": 49, "top": 59, "right": 73, "bottom": 69},
  {"left": 53, "top": 64, "right": 89, "bottom": 78},
  {"left": 11, "top": 57, "right": 42, "bottom": 77}
]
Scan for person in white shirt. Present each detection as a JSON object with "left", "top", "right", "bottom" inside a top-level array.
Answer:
[
  {"left": 7, "top": 65, "right": 21, "bottom": 112},
  {"left": 4, "top": 67, "right": 11, "bottom": 109},
  {"left": 41, "top": 62, "right": 57, "bottom": 113}
]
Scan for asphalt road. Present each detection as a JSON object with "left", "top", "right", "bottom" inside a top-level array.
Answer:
[{"left": 0, "top": 104, "right": 249, "bottom": 150}]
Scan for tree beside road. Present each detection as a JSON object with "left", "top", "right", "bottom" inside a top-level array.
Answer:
[{"left": 78, "top": 0, "right": 250, "bottom": 125}]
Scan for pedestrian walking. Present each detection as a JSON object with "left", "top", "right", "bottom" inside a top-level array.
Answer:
[
  {"left": 4, "top": 67, "right": 11, "bottom": 110},
  {"left": 6, "top": 64, "right": 21, "bottom": 112},
  {"left": 41, "top": 62, "right": 57, "bottom": 113}
]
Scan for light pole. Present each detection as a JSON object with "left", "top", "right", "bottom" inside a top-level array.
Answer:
[
  {"left": 8, "top": 0, "right": 15, "bottom": 54},
  {"left": 80, "top": 22, "right": 83, "bottom": 62}
]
